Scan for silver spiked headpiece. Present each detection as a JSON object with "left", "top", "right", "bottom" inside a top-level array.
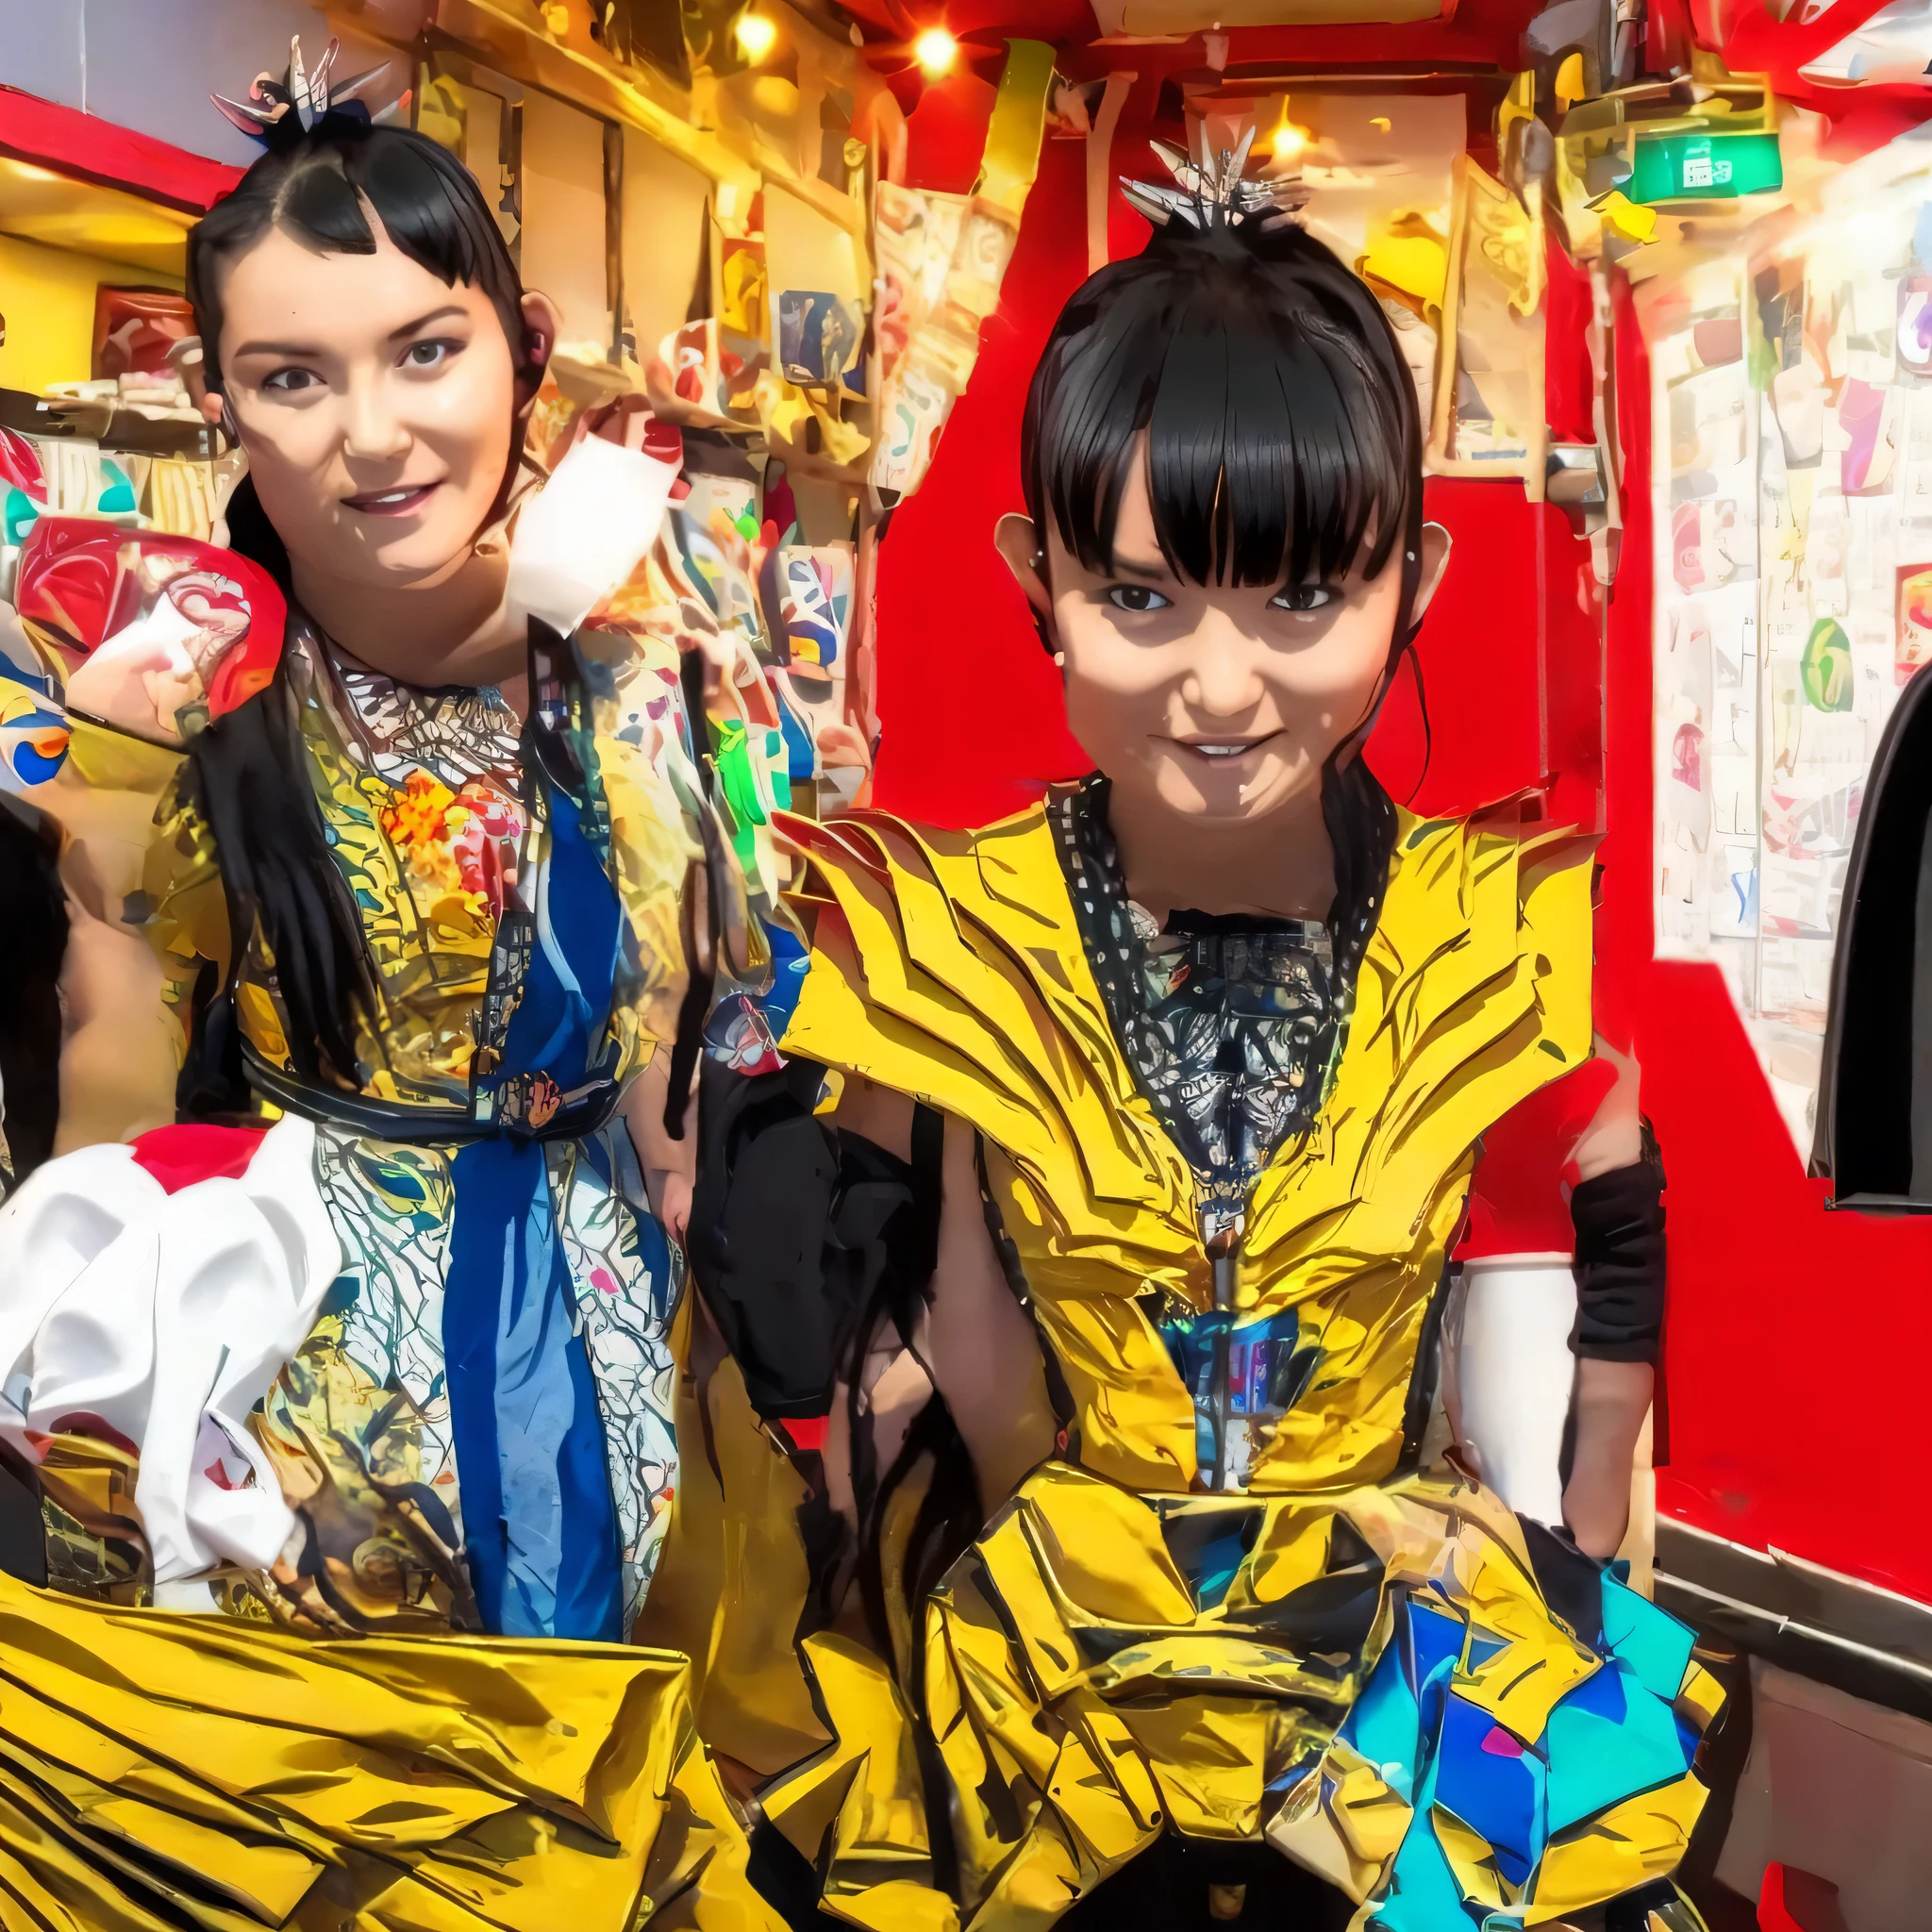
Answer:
[
  {"left": 211, "top": 36, "right": 408, "bottom": 144},
  {"left": 1119, "top": 123, "right": 1309, "bottom": 233}
]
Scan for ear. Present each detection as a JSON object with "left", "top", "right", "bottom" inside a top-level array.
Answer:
[
  {"left": 995, "top": 511, "right": 1052, "bottom": 622},
  {"left": 1411, "top": 520, "right": 1452, "bottom": 624},
  {"left": 517, "top": 291, "right": 563, "bottom": 398}
]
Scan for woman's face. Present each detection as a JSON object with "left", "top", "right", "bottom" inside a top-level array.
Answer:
[
  {"left": 214, "top": 218, "right": 520, "bottom": 590},
  {"left": 1002, "top": 447, "right": 1444, "bottom": 829}
]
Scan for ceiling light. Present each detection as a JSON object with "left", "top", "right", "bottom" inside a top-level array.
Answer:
[
  {"left": 914, "top": 27, "right": 958, "bottom": 76},
  {"left": 734, "top": 10, "right": 777, "bottom": 61},
  {"left": 1263, "top": 103, "right": 1307, "bottom": 168}
]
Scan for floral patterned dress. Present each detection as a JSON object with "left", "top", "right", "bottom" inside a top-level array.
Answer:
[{"left": 142, "top": 613, "right": 699, "bottom": 1641}]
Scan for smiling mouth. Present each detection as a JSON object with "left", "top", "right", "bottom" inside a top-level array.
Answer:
[
  {"left": 1172, "top": 735, "right": 1278, "bottom": 760},
  {"left": 342, "top": 483, "right": 441, "bottom": 516}
]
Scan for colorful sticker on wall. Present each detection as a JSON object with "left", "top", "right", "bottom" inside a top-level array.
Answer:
[
  {"left": 683, "top": 473, "right": 760, "bottom": 546},
  {"left": 659, "top": 318, "right": 764, "bottom": 422},
  {"left": 1800, "top": 616, "right": 1855, "bottom": 711},
  {"left": 1898, "top": 272, "right": 1932, "bottom": 376},
  {"left": 668, "top": 505, "right": 771, "bottom": 663},
  {"left": 721, "top": 236, "right": 768, "bottom": 341},
  {"left": 1897, "top": 566, "right": 1932, "bottom": 685},
  {"left": 1672, "top": 500, "right": 1741, "bottom": 593},
  {"left": 776, "top": 546, "right": 851, "bottom": 670},
  {"left": 776, "top": 291, "right": 861, "bottom": 389},
  {"left": 0, "top": 429, "right": 45, "bottom": 502},
  {"left": 1840, "top": 378, "right": 1899, "bottom": 495},
  {"left": 0, "top": 679, "right": 68, "bottom": 791}
]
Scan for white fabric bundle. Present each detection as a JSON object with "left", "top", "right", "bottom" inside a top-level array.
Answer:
[
  {"left": 508, "top": 429, "right": 681, "bottom": 637},
  {"left": 0, "top": 1117, "right": 340, "bottom": 1589},
  {"left": 1443, "top": 1251, "right": 1578, "bottom": 1527}
]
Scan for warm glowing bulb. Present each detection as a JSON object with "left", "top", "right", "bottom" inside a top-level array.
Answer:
[
  {"left": 914, "top": 27, "right": 958, "bottom": 75},
  {"left": 1268, "top": 110, "right": 1308, "bottom": 167},
  {"left": 734, "top": 10, "right": 777, "bottom": 60}
]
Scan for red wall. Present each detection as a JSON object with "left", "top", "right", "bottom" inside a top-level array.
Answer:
[
  {"left": 1604, "top": 291, "right": 1932, "bottom": 1604},
  {"left": 869, "top": 34, "right": 1932, "bottom": 1604}
]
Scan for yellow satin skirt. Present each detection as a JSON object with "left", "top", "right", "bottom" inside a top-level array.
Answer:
[
  {"left": 0, "top": 1569, "right": 776, "bottom": 1930},
  {"left": 762, "top": 1460, "right": 1724, "bottom": 1932}
]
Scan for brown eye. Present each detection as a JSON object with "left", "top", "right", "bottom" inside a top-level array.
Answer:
[
  {"left": 1108, "top": 584, "right": 1172, "bottom": 612},
  {"left": 1271, "top": 583, "right": 1334, "bottom": 612}
]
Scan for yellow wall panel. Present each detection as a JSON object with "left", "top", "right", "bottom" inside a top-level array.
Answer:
[{"left": 0, "top": 232, "right": 182, "bottom": 396}]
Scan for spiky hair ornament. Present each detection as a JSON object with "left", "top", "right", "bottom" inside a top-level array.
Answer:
[
  {"left": 1120, "top": 123, "right": 1310, "bottom": 234},
  {"left": 211, "top": 36, "right": 408, "bottom": 147}
]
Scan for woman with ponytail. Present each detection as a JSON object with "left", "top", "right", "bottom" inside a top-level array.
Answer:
[
  {"left": 0, "top": 46, "right": 769, "bottom": 1926},
  {"left": 681, "top": 154, "right": 1716, "bottom": 1931}
]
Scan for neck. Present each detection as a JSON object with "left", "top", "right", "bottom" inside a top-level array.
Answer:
[
  {"left": 291, "top": 541, "right": 522, "bottom": 691},
  {"left": 1108, "top": 778, "right": 1336, "bottom": 926}
]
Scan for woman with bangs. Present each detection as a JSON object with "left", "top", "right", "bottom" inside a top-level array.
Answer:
[
  {"left": 677, "top": 158, "right": 1719, "bottom": 1932},
  {"left": 0, "top": 47, "right": 773, "bottom": 1928}
]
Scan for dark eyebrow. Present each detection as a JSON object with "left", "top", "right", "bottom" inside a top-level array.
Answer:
[
  {"left": 229, "top": 338, "right": 325, "bottom": 360},
  {"left": 388, "top": 304, "right": 469, "bottom": 343},
  {"left": 229, "top": 306, "right": 471, "bottom": 362},
  {"left": 1107, "top": 552, "right": 1174, "bottom": 582}
]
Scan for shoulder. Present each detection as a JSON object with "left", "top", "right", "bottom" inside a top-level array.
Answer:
[
  {"left": 779, "top": 803, "right": 1081, "bottom": 991},
  {"left": 1374, "top": 797, "right": 1596, "bottom": 1065},
  {"left": 782, "top": 802, "right": 1058, "bottom": 913},
  {"left": 776, "top": 801, "right": 1070, "bottom": 1058},
  {"left": 1387, "top": 797, "right": 1596, "bottom": 923}
]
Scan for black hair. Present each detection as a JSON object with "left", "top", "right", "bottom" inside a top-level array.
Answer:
[
  {"left": 1022, "top": 212, "right": 1426, "bottom": 955},
  {"left": 188, "top": 120, "right": 525, "bottom": 399},
  {"left": 0, "top": 799, "right": 68, "bottom": 1189},
  {"left": 179, "top": 121, "right": 527, "bottom": 1104},
  {"left": 1023, "top": 215, "right": 1422, "bottom": 612}
]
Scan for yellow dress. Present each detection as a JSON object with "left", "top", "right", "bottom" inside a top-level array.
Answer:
[
  {"left": 660, "top": 797, "right": 1723, "bottom": 1932},
  {"left": 0, "top": 444, "right": 786, "bottom": 1924},
  {"left": 0, "top": 1564, "right": 774, "bottom": 1929}
]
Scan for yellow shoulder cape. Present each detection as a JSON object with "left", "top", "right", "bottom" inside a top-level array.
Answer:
[{"left": 780, "top": 796, "right": 1594, "bottom": 1494}]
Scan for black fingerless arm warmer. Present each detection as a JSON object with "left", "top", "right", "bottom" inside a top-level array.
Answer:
[{"left": 1568, "top": 1160, "right": 1666, "bottom": 1364}]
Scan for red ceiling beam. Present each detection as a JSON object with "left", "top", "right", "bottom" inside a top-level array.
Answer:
[{"left": 0, "top": 85, "right": 243, "bottom": 215}]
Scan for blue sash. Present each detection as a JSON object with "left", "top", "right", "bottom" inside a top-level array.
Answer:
[{"left": 442, "top": 781, "right": 627, "bottom": 1641}]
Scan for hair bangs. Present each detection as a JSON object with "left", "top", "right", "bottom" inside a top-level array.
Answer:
[
  {"left": 190, "top": 125, "right": 525, "bottom": 391},
  {"left": 1024, "top": 225, "right": 1418, "bottom": 593}
]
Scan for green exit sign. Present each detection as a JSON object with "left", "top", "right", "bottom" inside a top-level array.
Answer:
[{"left": 1627, "top": 132, "right": 1782, "bottom": 205}]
